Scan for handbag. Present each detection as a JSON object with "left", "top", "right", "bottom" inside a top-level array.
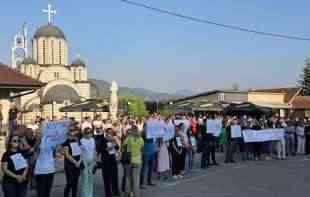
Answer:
[{"left": 121, "top": 144, "right": 131, "bottom": 164}]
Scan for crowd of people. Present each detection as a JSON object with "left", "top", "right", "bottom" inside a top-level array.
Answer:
[{"left": 1, "top": 112, "right": 310, "bottom": 197}]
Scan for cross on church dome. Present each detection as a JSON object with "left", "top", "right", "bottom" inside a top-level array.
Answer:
[{"left": 42, "top": 3, "right": 56, "bottom": 24}]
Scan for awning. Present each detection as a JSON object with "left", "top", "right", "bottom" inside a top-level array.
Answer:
[
  {"left": 251, "top": 102, "right": 291, "bottom": 109},
  {"left": 59, "top": 99, "right": 110, "bottom": 112}
]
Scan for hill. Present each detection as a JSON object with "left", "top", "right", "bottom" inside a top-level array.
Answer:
[{"left": 90, "top": 79, "right": 195, "bottom": 101}]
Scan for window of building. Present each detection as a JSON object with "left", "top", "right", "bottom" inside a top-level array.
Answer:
[
  {"left": 218, "top": 93, "right": 225, "bottom": 101},
  {"left": 43, "top": 40, "right": 46, "bottom": 64},
  {"left": 78, "top": 69, "right": 82, "bottom": 81},
  {"left": 54, "top": 72, "right": 60, "bottom": 79},
  {"left": 59, "top": 40, "right": 62, "bottom": 65}
]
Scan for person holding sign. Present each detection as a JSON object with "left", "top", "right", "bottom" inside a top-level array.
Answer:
[
  {"left": 62, "top": 127, "right": 82, "bottom": 197},
  {"left": 169, "top": 125, "right": 184, "bottom": 179},
  {"left": 224, "top": 119, "right": 236, "bottom": 163},
  {"left": 1, "top": 135, "right": 29, "bottom": 197},
  {"left": 97, "top": 128, "right": 120, "bottom": 197}
]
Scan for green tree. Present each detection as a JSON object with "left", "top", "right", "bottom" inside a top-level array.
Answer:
[
  {"left": 299, "top": 58, "right": 310, "bottom": 96},
  {"left": 119, "top": 95, "right": 148, "bottom": 117}
]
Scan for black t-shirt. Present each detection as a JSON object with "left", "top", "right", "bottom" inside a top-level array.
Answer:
[
  {"left": 62, "top": 139, "right": 81, "bottom": 167},
  {"left": 98, "top": 137, "right": 118, "bottom": 163},
  {"left": 1, "top": 150, "right": 28, "bottom": 184}
]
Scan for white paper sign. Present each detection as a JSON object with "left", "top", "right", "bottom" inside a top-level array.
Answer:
[
  {"left": 146, "top": 119, "right": 165, "bottom": 139},
  {"left": 42, "top": 121, "right": 71, "bottom": 147},
  {"left": 10, "top": 153, "right": 28, "bottom": 171},
  {"left": 70, "top": 142, "right": 81, "bottom": 156},
  {"left": 207, "top": 119, "right": 222, "bottom": 137},
  {"left": 231, "top": 125, "right": 242, "bottom": 138},
  {"left": 242, "top": 129, "right": 284, "bottom": 143},
  {"left": 176, "top": 137, "right": 182, "bottom": 147},
  {"left": 107, "top": 142, "right": 116, "bottom": 155}
]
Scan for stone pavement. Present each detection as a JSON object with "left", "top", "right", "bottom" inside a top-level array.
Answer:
[{"left": 1, "top": 154, "right": 310, "bottom": 197}]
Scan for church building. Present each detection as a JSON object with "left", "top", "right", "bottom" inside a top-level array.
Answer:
[{"left": 15, "top": 4, "right": 93, "bottom": 121}]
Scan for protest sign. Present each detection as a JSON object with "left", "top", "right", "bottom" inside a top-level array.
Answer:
[
  {"left": 231, "top": 125, "right": 242, "bottom": 138},
  {"left": 242, "top": 129, "right": 284, "bottom": 143},
  {"left": 42, "top": 120, "right": 71, "bottom": 147},
  {"left": 207, "top": 119, "right": 222, "bottom": 137},
  {"left": 163, "top": 123, "right": 175, "bottom": 141},
  {"left": 146, "top": 119, "right": 165, "bottom": 139},
  {"left": 10, "top": 153, "right": 28, "bottom": 170}
]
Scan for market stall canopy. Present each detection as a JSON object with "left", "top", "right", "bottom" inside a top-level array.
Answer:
[
  {"left": 169, "top": 100, "right": 229, "bottom": 113},
  {"left": 223, "top": 102, "right": 272, "bottom": 117},
  {"left": 59, "top": 99, "right": 109, "bottom": 112}
]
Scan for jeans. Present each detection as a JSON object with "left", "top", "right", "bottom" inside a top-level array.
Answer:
[
  {"left": 285, "top": 134, "right": 296, "bottom": 156},
  {"left": 2, "top": 182, "right": 28, "bottom": 197},
  {"left": 36, "top": 173, "right": 54, "bottom": 197},
  {"left": 277, "top": 138, "right": 286, "bottom": 159},
  {"left": 140, "top": 154, "right": 154, "bottom": 186},
  {"left": 185, "top": 149, "right": 194, "bottom": 172},
  {"left": 297, "top": 136, "right": 305, "bottom": 154},
  {"left": 125, "top": 164, "right": 141, "bottom": 197}
]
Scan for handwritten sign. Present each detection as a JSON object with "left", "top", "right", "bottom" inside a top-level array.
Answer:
[
  {"left": 231, "top": 125, "right": 242, "bottom": 138},
  {"left": 42, "top": 121, "right": 71, "bottom": 147},
  {"left": 207, "top": 119, "right": 222, "bottom": 137},
  {"left": 146, "top": 119, "right": 165, "bottom": 139}
]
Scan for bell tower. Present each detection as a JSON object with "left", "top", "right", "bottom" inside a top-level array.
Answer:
[{"left": 11, "top": 23, "right": 28, "bottom": 68}]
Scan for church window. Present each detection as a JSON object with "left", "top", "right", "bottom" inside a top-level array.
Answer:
[
  {"left": 74, "top": 69, "right": 77, "bottom": 81},
  {"left": 29, "top": 66, "right": 32, "bottom": 77},
  {"left": 54, "top": 72, "right": 60, "bottom": 79},
  {"left": 78, "top": 69, "right": 82, "bottom": 81},
  {"left": 59, "top": 40, "right": 62, "bottom": 64},
  {"left": 51, "top": 40, "right": 54, "bottom": 64},
  {"left": 43, "top": 40, "right": 46, "bottom": 64}
]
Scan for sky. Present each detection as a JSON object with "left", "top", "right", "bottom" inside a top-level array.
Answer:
[{"left": 1, "top": 0, "right": 310, "bottom": 93}]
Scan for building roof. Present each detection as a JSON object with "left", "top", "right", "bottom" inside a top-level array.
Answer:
[
  {"left": 249, "top": 87, "right": 301, "bottom": 103},
  {"left": 71, "top": 57, "right": 86, "bottom": 67},
  {"left": 0, "top": 63, "right": 44, "bottom": 91},
  {"left": 34, "top": 24, "right": 66, "bottom": 40},
  {"left": 290, "top": 96, "right": 310, "bottom": 109},
  {"left": 172, "top": 90, "right": 247, "bottom": 103},
  {"left": 42, "top": 85, "right": 81, "bottom": 104}
]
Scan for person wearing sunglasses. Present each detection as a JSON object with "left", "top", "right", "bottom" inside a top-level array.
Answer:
[{"left": 1, "top": 135, "right": 29, "bottom": 197}]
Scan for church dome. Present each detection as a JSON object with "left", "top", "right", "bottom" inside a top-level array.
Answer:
[
  {"left": 71, "top": 57, "right": 86, "bottom": 67},
  {"left": 21, "top": 57, "right": 37, "bottom": 65},
  {"left": 42, "top": 85, "right": 80, "bottom": 104},
  {"left": 34, "top": 24, "right": 66, "bottom": 40}
]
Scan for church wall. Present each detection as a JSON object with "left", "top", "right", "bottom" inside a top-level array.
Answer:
[
  {"left": 76, "top": 83, "right": 91, "bottom": 99},
  {"left": 39, "top": 66, "right": 74, "bottom": 82}
]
